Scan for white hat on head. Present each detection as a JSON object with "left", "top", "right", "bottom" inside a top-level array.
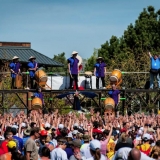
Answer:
[
  {"left": 21, "top": 123, "right": 27, "bottom": 128},
  {"left": 143, "top": 133, "right": 151, "bottom": 140},
  {"left": 72, "top": 51, "right": 78, "bottom": 55},
  {"left": 89, "top": 139, "right": 101, "bottom": 151},
  {"left": 72, "top": 130, "right": 79, "bottom": 135},
  {"left": 45, "top": 122, "right": 51, "bottom": 128},
  {"left": 58, "top": 124, "right": 64, "bottom": 129},
  {"left": 73, "top": 123, "right": 79, "bottom": 127},
  {"left": 0, "top": 136, "right": 4, "bottom": 141},
  {"left": 12, "top": 125, "right": 18, "bottom": 129},
  {"left": 12, "top": 56, "right": 19, "bottom": 60},
  {"left": 29, "top": 56, "right": 36, "bottom": 60}
]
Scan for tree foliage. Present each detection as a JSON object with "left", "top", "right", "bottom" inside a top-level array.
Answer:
[
  {"left": 85, "top": 6, "right": 160, "bottom": 88},
  {"left": 47, "top": 52, "right": 67, "bottom": 74}
]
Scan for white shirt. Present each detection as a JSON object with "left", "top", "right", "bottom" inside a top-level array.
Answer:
[
  {"left": 112, "top": 147, "right": 155, "bottom": 160},
  {"left": 80, "top": 143, "right": 92, "bottom": 159},
  {"left": 50, "top": 147, "right": 68, "bottom": 160},
  {"left": 86, "top": 154, "right": 107, "bottom": 160}
]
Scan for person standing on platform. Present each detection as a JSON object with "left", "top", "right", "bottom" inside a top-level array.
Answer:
[
  {"left": 148, "top": 52, "right": 160, "bottom": 89},
  {"left": 108, "top": 84, "right": 120, "bottom": 117},
  {"left": 28, "top": 56, "right": 38, "bottom": 89},
  {"left": 9, "top": 56, "right": 21, "bottom": 89},
  {"left": 34, "top": 87, "right": 44, "bottom": 105},
  {"left": 94, "top": 57, "right": 106, "bottom": 89},
  {"left": 67, "top": 51, "right": 79, "bottom": 90}
]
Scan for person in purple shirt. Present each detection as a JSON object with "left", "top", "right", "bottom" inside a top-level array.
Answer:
[
  {"left": 9, "top": 56, "right": 21, "bottom": 89},
  {"left": 34, "top": 87, "right": 44, "bottom": 107},
  {"left": 94, "top": 57, "right": 106, "bottom": 89},
  {"left": 108, "top": 84, "right": 120, "bottom": 117},
  {"left": 67, "top": 51, "right": 79, "bottom": 90},
  {"left": 28, "top": 56, "right": 38, "bottom": 89}
]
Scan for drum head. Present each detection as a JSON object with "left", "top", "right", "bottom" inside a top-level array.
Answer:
[
  {"left": 110, "top": 76, "right": 118, "bottom": 82},
  {"left": 39, "top": 76, "right": 48, "bottom": 82},
  {"left": 32, "top": 104, "right": 42, "bottom": 110},
  {"left": 105, "top": 104, "right": 114, "bottom": 110}
]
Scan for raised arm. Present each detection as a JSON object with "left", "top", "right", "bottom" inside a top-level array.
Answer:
[{"left": 148, "top": 52, "right": 152, "bottom": 58}]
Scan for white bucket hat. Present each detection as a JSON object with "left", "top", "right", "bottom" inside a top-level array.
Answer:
[
  {"left": 72, "top": 51, "right": 78, "bottom": 55},
  {"left": 29, "top": 56, "right": 36, "bottom": 60},
  {"left": 12, "top": 56, "right": 19, "bottom": 60}
]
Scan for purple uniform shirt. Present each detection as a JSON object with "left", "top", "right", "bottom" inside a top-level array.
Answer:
[
  {"left": 67, "top": 57, "right": 79, "bottom": 74},
  {"left": 108, "top": 89, "right": 120, "bottom": 105},
  {"left": 94, "top": 62, "right": 106, "bottom": 77}
]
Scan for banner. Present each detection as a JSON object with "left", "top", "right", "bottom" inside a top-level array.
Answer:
[{"left": 46, "top": 76, "right": 102, "bottom": 90}]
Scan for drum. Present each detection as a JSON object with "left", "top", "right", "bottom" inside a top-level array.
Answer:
[
  {"left": 15, "top": 74, "right": 22, "bottom": 88},
  {"left": 110, "top": 69, "right": 122, "bottom": 83},
  {"left": 31, "top": 97, "right": 42, "bottom": 110},
  {"left": 104, "top": 97, "right": 115, "bottom": 110},
  {"left": 84, "top": 71, "right": 92, "bottom": 78},
  {"left": 35, "top": 70, "right": 48, "bottom": 83}
]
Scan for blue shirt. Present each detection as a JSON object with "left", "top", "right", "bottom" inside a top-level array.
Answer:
[
  {"left": 22, "top": 136, "right": 29, "bottom": 155},
  {"left": 28, "top": 61, "right": 38, "bottom": 77},
  {"left": 67, "top": 57, "right": 79, "bottom": 74},
  {"left": 150, "top": 57, "right": 160, "bottom": 70},
  {"left": 13, "top": 135, "right": 23, "bottom": 152},
  {"left": 9, "top": 62, "right": 20, "bottom": 78}
]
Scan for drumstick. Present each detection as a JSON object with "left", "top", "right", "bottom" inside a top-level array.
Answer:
[{"left": 69, "top": 72, "right": 73, "bottom": 79}]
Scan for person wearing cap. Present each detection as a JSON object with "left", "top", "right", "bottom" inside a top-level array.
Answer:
[
  {"left": 27, "top": 56, "right": 38, "bottom": 89},
  {"left": 87, "top": 139, "right": 106, "bottom": 160},
  {"left": 108, "top": 84, "right": 120, "bottom": 117},
  {"left": 7, "top": 140, "right": 25, "bottom": 160},
  {"left": 137, "top": 133, "right": 151, "bottom": 156},
  {"left": 94, "top": 57, "right": 106, "bottom": 89},
  {"left": 9, "top": 56, "right": 21, "bottom": 89},
  {"left": 148, "top": 51, "right": 160, "bottom": 89},
  {"left": 37, "top": 130, "right": 48, "bottom": 156},
  {"left": 69, "top": 139, "right": 85, "bottom": 160},
  {"left": 67, "top": 51, "right": 79, "bottom": 90},
  {"left": 80, "top": 135, "right": 92, "bottom": 159}
]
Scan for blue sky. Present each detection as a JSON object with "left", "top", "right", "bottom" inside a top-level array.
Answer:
[{"left": 0, "top": 0, "right": 160, "bottom": 60}]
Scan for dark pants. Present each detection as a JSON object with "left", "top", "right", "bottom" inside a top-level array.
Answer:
[
  {"left": 11, "top": 78, "right": 15, "bottom": 89},
  {"left": 30, "top": 77, "right": 37, "bottom": 89},
  {"left": 69, "top": 74, "right": 78, "bottom": 90},
  {"left": 96, "top": 77, "right": 105, "bottom": 89}
]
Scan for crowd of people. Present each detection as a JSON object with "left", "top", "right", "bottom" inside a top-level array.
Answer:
[{"left": 0, "top": 108, "right": 159, "bottom": 160}]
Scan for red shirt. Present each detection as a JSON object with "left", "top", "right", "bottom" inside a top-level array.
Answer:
[
  {"left": 0, "top": 141, "right": 8, "bottom": 154},
  {"left": 92, "top": 128, "right": 102, "bottom": 133}
]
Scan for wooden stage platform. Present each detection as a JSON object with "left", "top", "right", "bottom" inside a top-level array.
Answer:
[{"left": 0, "top": 89, "right": 159, "bottom": 115}]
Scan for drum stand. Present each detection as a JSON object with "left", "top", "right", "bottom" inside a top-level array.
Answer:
[
  {"left": 85, "top": 76, "right": 92, "bottom": 89},
  {"left": 35, "top": 81, "right": 52, "bottom": 90}
]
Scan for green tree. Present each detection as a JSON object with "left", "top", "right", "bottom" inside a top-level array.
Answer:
[
  {"left": 47, "top": 52, "right": 67, "bottom": 74},
  {"left": 85, "top": 6, "right": 160, "bottom": 89}
]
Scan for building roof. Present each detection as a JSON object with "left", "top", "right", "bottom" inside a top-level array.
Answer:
[{"left": 0, "top": 46, "right": 63, "bottom": 67}]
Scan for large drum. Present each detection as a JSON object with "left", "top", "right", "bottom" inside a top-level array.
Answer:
[
  {"left": 15, "top": 74, "right": 22, "bottom": 88},
  {"left": 110, "top": 69, "right": 122, "bottom": 83},
  {"left": 104, "top": 97, "right": 115, "bottom": 110},
  {"left": 31, "top": 97, "right": 42, "bottom": 110},
  {"left": 104, "top": 97, "right": 115, "bottom": 117},
  {"left": 35, "top": 70, "right": 48, "bottom": 84}
]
